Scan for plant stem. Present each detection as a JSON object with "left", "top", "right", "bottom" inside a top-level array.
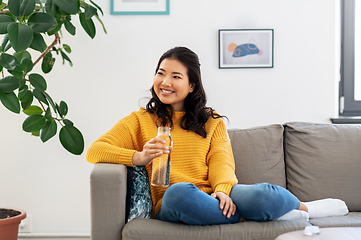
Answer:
[
  {"left": 33, "top": 33, "right": 61, "bottom": 67},
  {"left": 38, "top": 100, "right": 46, "bottom": 112}
]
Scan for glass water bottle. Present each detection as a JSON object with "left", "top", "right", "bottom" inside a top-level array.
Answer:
[{"left": 151, "top": 126, "right": 172, "bottom": 187}]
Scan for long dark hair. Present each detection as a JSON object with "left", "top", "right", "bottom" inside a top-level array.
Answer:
[{"left": 146, "top": 46, "right": 225, "bottom": 138}]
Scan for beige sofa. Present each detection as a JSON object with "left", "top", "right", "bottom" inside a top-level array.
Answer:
[{"left": 90, "top": 122, "right": 361, "bottom": 240}]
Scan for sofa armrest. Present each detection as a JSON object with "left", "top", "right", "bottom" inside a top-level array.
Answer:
[{"left": 90, "top": 163, "right": 127, "bottom": 240}]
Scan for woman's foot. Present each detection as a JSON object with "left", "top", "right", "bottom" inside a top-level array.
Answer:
[{"left": 303, "top": 198, "right": 349, "bottom": 219}]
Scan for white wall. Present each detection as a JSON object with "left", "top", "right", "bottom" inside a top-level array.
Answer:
[{"left": 0, "top": 0, "right": 339, "bottom": 235}]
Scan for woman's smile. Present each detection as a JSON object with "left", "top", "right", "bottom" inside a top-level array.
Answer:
[{"left": 160, "top": 88, "right": 175, "bottom": 95}]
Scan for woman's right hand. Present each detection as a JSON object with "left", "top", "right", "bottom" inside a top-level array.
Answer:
[{"left": 132, "top": 137, "right": 170, "bottom": 166}]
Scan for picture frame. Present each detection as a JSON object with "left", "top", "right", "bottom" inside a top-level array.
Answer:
[
  {"left": 111, "top": 0, "right": 170, "bottom": 15},
  {"left": 219, "top": 29, "right": 274, "bottom": 69}
]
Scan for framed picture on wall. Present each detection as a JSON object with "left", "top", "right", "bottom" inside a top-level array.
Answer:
[
  {"left": 219, "top": 29, "right": 274, "bottom": 69},
  {"left": 111, "top": 0, "right": 170, "bottom": 15}
]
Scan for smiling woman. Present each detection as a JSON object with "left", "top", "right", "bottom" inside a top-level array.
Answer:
[
  {"left": 153, "top": 58, "right": 194, "bottom": 111},
  {"left": 86, "top": 47, "right": 346, "bottom": 226}
]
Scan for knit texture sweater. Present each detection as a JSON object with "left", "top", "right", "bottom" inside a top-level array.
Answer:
[{"left": 86, "top": 108, "right": 238, "bottom": 217}]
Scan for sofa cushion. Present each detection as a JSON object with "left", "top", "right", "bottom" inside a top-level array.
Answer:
[
  {"left": 228, "top": 124, "right": 286, "bottom": 187},
  {"left": 123, "top": 218, "right": 311, "bottom": 240},
  {"left": 308, "top": 212, "right": 361, "bottom": 228},
  {"left": 284, "top": 122, "right": 361, "bottom": 211}
]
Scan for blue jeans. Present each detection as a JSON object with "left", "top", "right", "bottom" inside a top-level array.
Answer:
[{"left": 155, "top": 182, "right": 300, "bottom": 225}]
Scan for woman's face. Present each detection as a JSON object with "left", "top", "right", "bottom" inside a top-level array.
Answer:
[{"left": 153, "top": 58, "right": 194, "bottom": 111}]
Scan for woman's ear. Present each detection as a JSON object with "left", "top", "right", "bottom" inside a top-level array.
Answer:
[{"left": 189, "top": 83, "right": 195, "bottom": 93}]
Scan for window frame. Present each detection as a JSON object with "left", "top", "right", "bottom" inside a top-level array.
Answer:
[{"left": 339, "top": 0, "right": 361, "bottom": 116}]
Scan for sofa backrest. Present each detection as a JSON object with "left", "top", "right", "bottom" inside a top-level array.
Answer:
[
  {"left": 228, "top": 124, "right": 286, "bottom": 188},
  {"left": 229, "top": 122, "right": 361, "bottom": 212},
  {"left": 284, "top": 122, "right": 361, "bottom": 212}
]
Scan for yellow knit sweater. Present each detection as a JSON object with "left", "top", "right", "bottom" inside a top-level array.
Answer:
[{"left": 86, "top": 108, "right": 238, "bottom": 217}]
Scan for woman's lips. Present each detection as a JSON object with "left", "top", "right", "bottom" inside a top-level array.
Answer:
[{"left": 161, "top": 89, "right": 174, "bottom": 94}]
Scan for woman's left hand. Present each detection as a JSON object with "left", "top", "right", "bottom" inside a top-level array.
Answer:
[{"left": 211, "top": 192, "right": 236, "bottom": 218}]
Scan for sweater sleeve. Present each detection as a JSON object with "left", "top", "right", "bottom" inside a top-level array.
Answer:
[
  {"left": 207, "top": 119, "right": 238, "bottom": 195},
  {"left": 86, "top": 113, "right": 141, "bottom": 166}
]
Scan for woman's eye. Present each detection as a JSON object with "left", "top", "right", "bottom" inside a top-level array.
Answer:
[
  {"left": 157, "top": 72, "right": 164, "bottom": 75},
  {"left": 174, "top": 76, "right": 181, "bottom": 79}
]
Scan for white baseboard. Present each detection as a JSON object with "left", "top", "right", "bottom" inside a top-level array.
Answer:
[{"left": 18, "top": 233, "right": 90, "bottom": 240}]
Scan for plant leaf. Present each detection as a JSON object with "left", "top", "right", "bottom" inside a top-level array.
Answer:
[
  {"left": 40, "top": 118, "right": 57, "bottom": 142},
  {"left": 13, "top": 51, "right": 32, "bottom": 62},
  {"left": 18, "top": 84, "right": 28, "bottom": 93},
  {"left": 84, "top": 3, "right": 97, "bottom": 19},
  {"left": 8, "top": 65, "right": 23, "bottom": 79},
  {"left": 44, "top": 106, "right": 52, "bottom": 120},
  {"left": 29, "top": 73, "right": 47, "bottom": 91},
  {"left": 64, "top": 20, "right": 75, "bottom": 35},
  {"left": 63, "top": 44, "right": 71, "bottom": 53},
  {"left": 59, "top": 125, "right": 84, "bottom": 155},
  {"left": 7, "top": 22, "right": 34, "bottom": 52},
  {"left": 1, "top": 34, "right": 11, "bottom": 53},
  {"left": 0, "top": 53, "right": 20, "bottom": 70},
  {"left": 19, "top": 0, "right": 36, "bottom": 17},
  {"left": 43, "top": 91, "right": 56, "bottom": 113},
  {"left": 0, "top": 90, "right": 20, "bottom": 113},
  {"left": 45, "top": 0, "right": 57, "bottom": 16},
  {"left": 32, "top": 130, "right": 40, "bottom": 136},
  {"left": 22, "top": 114, "right": 46, "bottom": 132},
  {"left": 33, "top": 88, "right": 48, "bottom": 105},
  {"left": 79, "top": 12, "right": 95, "bottom": 39},
  {"left": 62, "top": 118, "right": 73, "bottom": 127},
  {"left": 60, "top": 50, "right": 72, "bottom": 66},
  {"left": 19, "top": 77, "right": 26, "bottom": 86},
  {"left": 41, "top": 51, "right": 55, "bottom": 73},
  {"left": 47, "top": 19, "right": 62, "bottom": 35},
  {"left": 0, "top": 76, "right": 20, "bottom": 92},
  {"left": 18, "top": 89, "right": 32, "bottom": 102},
  {"left": 28, "top": 12, "right": 57, "bottom": 33},
  {"left": 8, "top": 0, "right": 36, "bottom": 17},
  {"left": 90, "top": 0, "right": 103, "bottom": 16},
  {"left": 54, "top": 0, "right": 79, "bottom": 15},
  {"left": 0, "top": 15, "right": 15, "bottom": 34},
  {"left": 7, "top": 0, "right": 21, "bottom": 17},
  {"left": 59, "top": 100, "right": 68, "bottom": 116},
  {"left": 22, "top": 105, "right": 43, "bottom": 115},
  {"left": 94, "top": 14, "right": 107, "bottom": 34},
  {"left": 30, "top": 32, "right": 47, "bottom": 52},
  {"left": 21, "top": 92, "right": 33, "bottom": 109},
  {"left": 20, "top": 57, "right": 33, "bottom": 72}
]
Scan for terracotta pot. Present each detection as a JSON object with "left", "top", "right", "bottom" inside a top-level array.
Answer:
[{"left": 0, "top": 208, "right": 26, "bottom": 240}]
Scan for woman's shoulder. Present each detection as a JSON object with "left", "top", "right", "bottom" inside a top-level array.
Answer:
[{"left": 117, "top": 108, "right": 154, "bottom": 123}]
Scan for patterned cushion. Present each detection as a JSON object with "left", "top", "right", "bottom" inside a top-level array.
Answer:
[{"left": 126, "top": 166, "right": 152, "bottom": 222}]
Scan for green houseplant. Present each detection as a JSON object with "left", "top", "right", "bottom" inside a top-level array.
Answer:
[
  {"left": 0, "top": 0, "right": 106, "bottom": 155},
  {"left": 0, "top": 0, "right": 106, "bottom": 238}
]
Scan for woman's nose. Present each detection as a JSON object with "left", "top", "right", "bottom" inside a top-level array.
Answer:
[{"left": 162, "top": 77, "right": 171, "bottom": 86}]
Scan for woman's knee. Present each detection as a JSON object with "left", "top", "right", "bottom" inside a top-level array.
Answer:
[
  {"left": 232, "top": 183, "right": 297, "bottom": 210},
  {"left": 162, "top": 182, "right": 197, "bottom": 207}
]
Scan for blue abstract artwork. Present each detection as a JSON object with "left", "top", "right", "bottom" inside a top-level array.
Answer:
[{"left": 228, "top": 43, "right": 263, "bottom": 58}]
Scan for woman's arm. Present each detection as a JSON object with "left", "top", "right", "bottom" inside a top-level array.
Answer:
[
  {"left": 86, "top": 112, "right": 170, "bottom": 166},
  {"left": 86, "top": 111, "right": 147, "bottom": 166},
  {"left": 207, "top": 119, "right": 238, "bottom": 195}
]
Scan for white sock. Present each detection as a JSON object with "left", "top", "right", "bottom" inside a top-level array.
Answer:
[
  {"left": 277, "top": 209, "right": 309, "bottom": 221},
  {"left": 303, "top": 198, "right": 349, "bottom": 219}
]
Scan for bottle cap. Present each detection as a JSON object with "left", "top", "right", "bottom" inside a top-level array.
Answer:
[{"left": 304, "top": 226, "right": 320, "bottom": 236}]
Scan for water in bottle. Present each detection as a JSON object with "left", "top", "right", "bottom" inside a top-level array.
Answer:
[{"left": 151, "top": 126, "right": 172, "bottom": 187}]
